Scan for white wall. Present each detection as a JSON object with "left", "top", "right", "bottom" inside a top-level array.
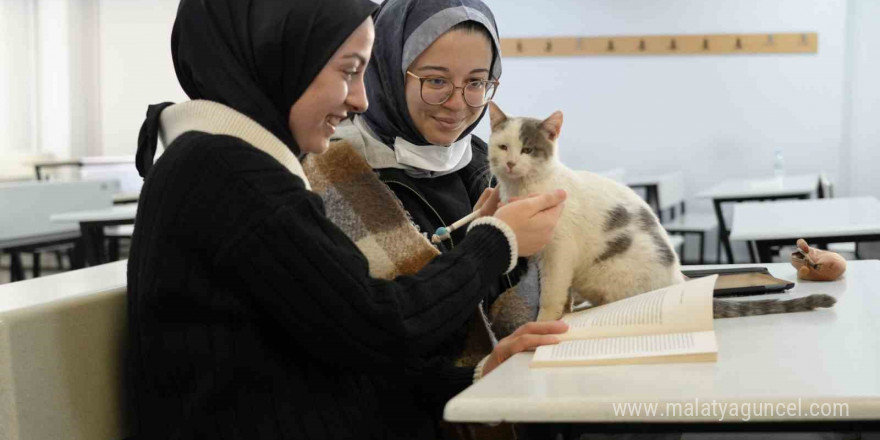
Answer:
[
  {"left": 477, "top": 0, "right": 853, "bottom": 205},
  {"left": 36, "top": 0, "right": 72, "bottom": 160},
  {"left": 0, "top": 0, "right": 38, "bottom": 155},
  {"left": 3, "top": 0, "right": 876, "bottom": 202},
  {"left": 843, "top": 0, "right": 880, "bottom": 199},
  {"left": 68, "top": 0, "right": 102, "bottom": 158},
  {"left": 1, "top": 0, "right": 100, "bottom": 160},
  {"left": 98, "top": 0, "right": 187, "bottom": 156}
]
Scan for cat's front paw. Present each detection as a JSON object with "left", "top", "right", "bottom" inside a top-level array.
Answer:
[{"left": 536, "top": 308, "right": 564, "bottom": 322}]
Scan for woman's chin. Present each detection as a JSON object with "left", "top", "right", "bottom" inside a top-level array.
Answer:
[
  {"left": 423, "top": 131, "right": 459, "bottom": 146},
  {"left": 300, "top": 138, "right": 330, "bottom": 155}
]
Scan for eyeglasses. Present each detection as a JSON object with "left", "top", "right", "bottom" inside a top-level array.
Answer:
[{"left": 406, "top": 71, "right": 499, "bottom": 108}]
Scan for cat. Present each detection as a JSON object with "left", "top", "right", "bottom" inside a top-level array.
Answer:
[{"left": 486, "top": 102, "right": 836, "bottom": 321}]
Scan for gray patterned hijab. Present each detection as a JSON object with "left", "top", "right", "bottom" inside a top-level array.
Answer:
[{"left": 361, "top": 0, "right": 502, "bottom": 148}]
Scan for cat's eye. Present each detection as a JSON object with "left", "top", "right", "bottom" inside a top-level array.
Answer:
[
  {"left": 522, "top": 148, "right": 533, "bottom": 155},
  {"left": 499, "top": 144, "right": 508, "bottom": 151}
]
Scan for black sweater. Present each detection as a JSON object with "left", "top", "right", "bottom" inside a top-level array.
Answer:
[
  {"left": 371, "top": 136, "right": 528, "bottom": 413},
  {"left": 126, "top": 131, "right": 513, "bottom": 439}
]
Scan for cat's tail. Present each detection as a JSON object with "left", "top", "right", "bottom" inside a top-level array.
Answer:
[{"left": 712, "top": 294, "right": 836, "bottom": 319}]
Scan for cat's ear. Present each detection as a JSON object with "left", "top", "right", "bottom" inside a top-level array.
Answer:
[
  {"left": 541, "top": 111, "right": 564, "bottom": 141},
  {"left": 489, "top": 101, "right": 508, "bottom": 130}
]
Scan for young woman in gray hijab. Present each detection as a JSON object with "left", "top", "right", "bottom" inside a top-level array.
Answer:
[{"left": 330, "top": 0, "right": 534, "bottom": 425}]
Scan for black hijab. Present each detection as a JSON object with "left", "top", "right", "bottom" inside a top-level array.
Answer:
[{"left": 137, "top": 0, "right": 377, "bottom": 177}]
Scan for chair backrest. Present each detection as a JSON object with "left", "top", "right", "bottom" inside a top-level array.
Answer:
[
  {"left": 656, "top": 171, "right": 686, "bottom": 211},
  {"left": 817, "top": 173, "right": 834, "bottom": 199},
  {"left": 0, "top": 180, "right": 117, "bottom": 243},
  {"left": 80, "top": 157, "right": 142, "bottom": 195},
  {"left": 0, "top": 261, "right": 131, "bottom": 440},
  {"left": 0, "top": 153, "right": 55, "bottom": 182}
]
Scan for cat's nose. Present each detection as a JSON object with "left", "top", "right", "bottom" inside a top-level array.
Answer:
[{"left": 506, "top": 161, "right": 516, "bottom": 170}]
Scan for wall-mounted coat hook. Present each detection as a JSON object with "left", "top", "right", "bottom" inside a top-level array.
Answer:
[{"left": 499, "top": 32, "right": 817, "bottom": 57}]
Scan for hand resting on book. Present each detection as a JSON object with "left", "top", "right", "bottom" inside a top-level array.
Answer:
[{"left": 482, "top": 320, "right": 568, "bottom": 376}]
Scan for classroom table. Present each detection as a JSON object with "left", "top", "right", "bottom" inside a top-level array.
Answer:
[
  {"left": 50, "top": 204, "right": 138, "bottom": 267},
  {"left": 1, "top": 180, "right": 117, "bottom": 280},
  {"left": 697, "top": 174, "right": 818, "bottom": 264},
  {"left": 444, "top": 261, "right": 880, "bottom": 437},
  {"left": 730, "top": 197, "right": 880, "bottom": 263},
  {"left": 0, "top": 231, "right": 82, "bottom": 281},
  {"left": 112, "top": 192, "right": 140, "bottom": 204},
  {"left": 31, "top": 159, "right": 82, "bottom": 181}
]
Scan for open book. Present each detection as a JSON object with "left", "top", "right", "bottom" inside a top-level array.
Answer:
[{"left": 531, "top": 275, "right": 719, "bottom": 368}]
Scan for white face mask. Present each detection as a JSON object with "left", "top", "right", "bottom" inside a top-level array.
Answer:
[{"left": 393, "top": 134, "right": 473, "bottom": 173}]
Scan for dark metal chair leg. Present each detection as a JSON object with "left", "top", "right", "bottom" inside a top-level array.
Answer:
[
  {"left": 699, "top": 232, "right": 705, "bottom": 265},
  {"left": 678, "top": 234, "right": 686, "bottom": 264},
  {"left": 713, "top": 199, "right": 734, "bottom": 264},
  {"left": 70, "top": 239, "right": 86, "bottom": 269},
  {"left": 756, "top": 241, "right": 774, "bottom": 263},
  {"left": 108, "top": 237, "right": 120, "bottom": 262},
  {"left": 32, "top": 252, "right": 41, "bottom": 278},
  {"left": 10, "top": 252, "right": 25, "bottom": 282}
]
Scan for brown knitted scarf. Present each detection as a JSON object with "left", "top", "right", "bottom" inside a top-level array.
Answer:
[{"left": 302, "top": 140, "right": 493, "bottom": 367}]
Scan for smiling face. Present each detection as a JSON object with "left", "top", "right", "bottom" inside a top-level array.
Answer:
[
  {"left": 288, "top": 18, "right": 375, "bottom": 154},
  {"left": 404, "top": 28, "right": 493, "bottom": 146}
]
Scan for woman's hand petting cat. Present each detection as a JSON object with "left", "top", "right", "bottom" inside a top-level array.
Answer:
[
  {"left": 494, "top": 189, "right": 567, "bottom": 256},
  {"left": 790, "top": 238, "right": 846, "bottom": 281},
  {"left": 473, "top": 187, "right": 501, "bottom": 217},
  {"left": 482, "top": 320, "right": 569, "bottom": 377}
]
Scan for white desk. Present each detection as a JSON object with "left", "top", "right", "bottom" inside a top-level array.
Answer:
[
  {"left": 50, "top": 204, "right": 138, "bottom": 224},
  {"left": 445, "top": 261, "right": 880, "bottom": 432},
  {"left": 50, "top": 204, "right": 138, "bottom": 266},
  {"left": 0, "top": 180, "right": 117, "bottom": 280},
  {"left": 697, "top": 174, "right": 819, "bottom": 264},
  {"left": 112, "top": 192, "right": 140, "bottom": 204},
  {"left": 697, "top": 174, "right": 819, "bottom": 201},
  {"left": 730, "top": 197, "right": 880, "bottom": 263}
]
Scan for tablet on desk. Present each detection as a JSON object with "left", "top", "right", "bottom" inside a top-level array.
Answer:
[{"left": 681, "top": 267, "right": 795, "bottom": 297}]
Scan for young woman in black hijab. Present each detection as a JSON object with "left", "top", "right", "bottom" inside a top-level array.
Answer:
[{"left": 129, "top": 0, "right": 566, "bottom": 438}]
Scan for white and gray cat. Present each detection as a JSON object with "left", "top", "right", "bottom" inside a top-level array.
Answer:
[{"left": 486, "top": 102, "right": 835, "bottom": 321}]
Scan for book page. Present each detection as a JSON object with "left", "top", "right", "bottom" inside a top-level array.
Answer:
[
  {"left": 558, "top": 274, "right": 717, "bottom": 341},
  {"left": 531, "top": 331, "right": 718, "bottom": 368}
]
